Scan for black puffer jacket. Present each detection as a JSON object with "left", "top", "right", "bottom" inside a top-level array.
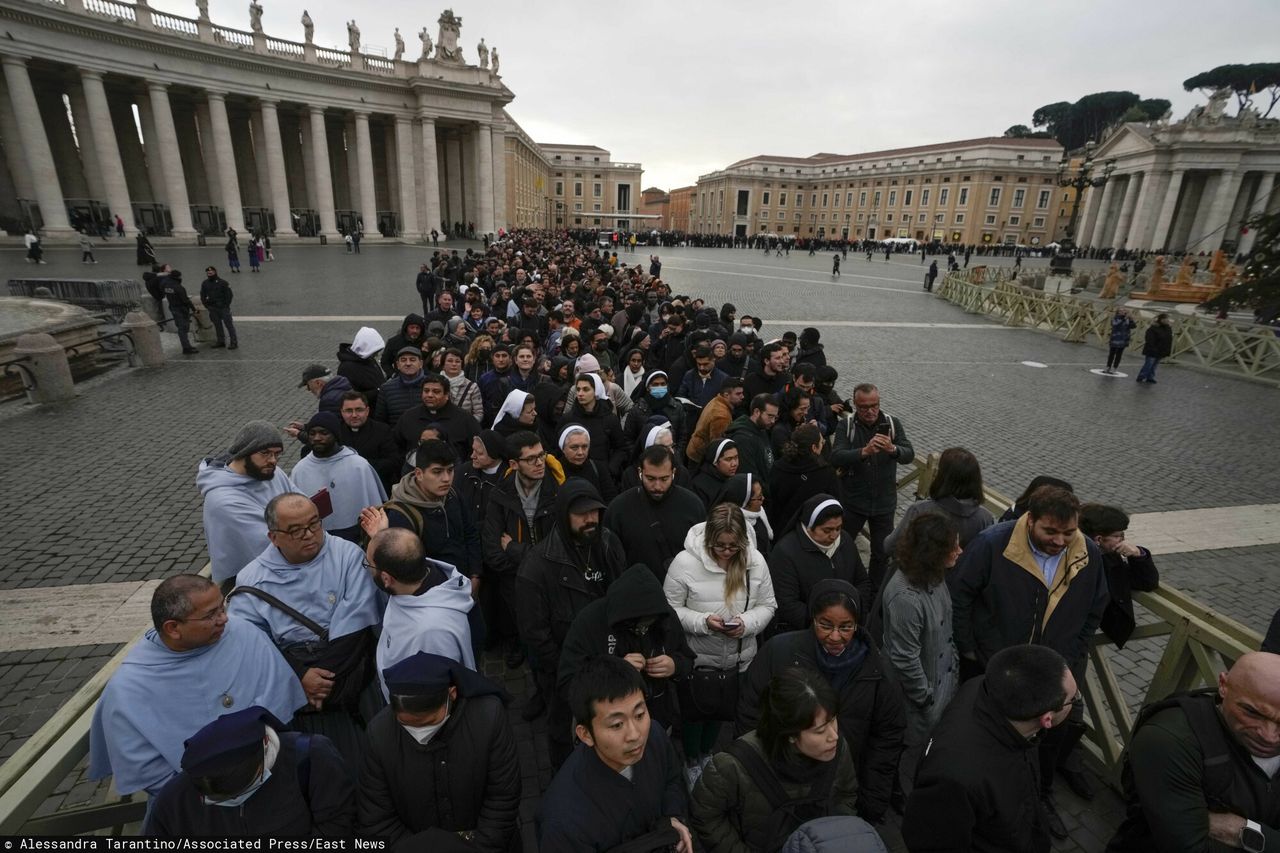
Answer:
[
  {"left": 1142, "top": 321, "right": 1173, "bottom": 358},
  {"left": 737, "top": 628, "right": 905, "bottom": 824},
  {"left": 767, "top": 453, "right": 843, "bottom": 533},
  {"left": 358, "top": 695, "right": 520, "bottom": 852},
  {"left": 829, "top": 412, "right": 915, "bottom": 516},
  {"left": 336, "top": 343, "right": 386, "bottom": 403},
  {"left": 768, "top": 527, "right": 871, "bottom": 633}
]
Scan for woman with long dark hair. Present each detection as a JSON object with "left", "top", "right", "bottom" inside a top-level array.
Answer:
[
  {"left": 691, "top": 668, "right": 857, "bottom": 852},
  {"left": 767, "top": 423, "right": 842, "bottom": 533},
  {"left": 885, "top": 447, "right": 996, "bottom": 554}
]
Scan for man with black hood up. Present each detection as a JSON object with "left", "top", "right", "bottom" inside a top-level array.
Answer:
[
  {"left": 718, "top": 332, "right": 755, "bottom": 382},
  {"left": 517, "top": 480, "right": 626, "bottom": 767},
  {"left": 380, "top": 314, "right": 426, "bottom": 376},
  {"left": 558, "top": 563, "right": 695, "bottom": 731},
  {"left": 796, "top": 327, "right": 827, "bottom": 369}
]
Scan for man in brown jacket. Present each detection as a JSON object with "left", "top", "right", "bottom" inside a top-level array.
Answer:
[{"left": 685, "top": 379, "right": 744, "bottom": 465}]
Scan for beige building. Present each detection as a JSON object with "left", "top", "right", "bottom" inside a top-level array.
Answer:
[
  {"left": 640, "top": 187, "right": 670, "bottom": 230},
  {"left": 500, "top": 136, "right": 645, "bottom": 231},
  {"left": 689, "top": 137, "right": 1069, "bottom": 246},
  {"left": 668, "top": 185, "right": 695, "bottom": 233}
]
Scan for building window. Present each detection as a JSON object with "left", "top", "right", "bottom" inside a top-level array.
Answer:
[
  {"left": 794, "top": 213, "right": 801, "bottom": 221},
  {"left": 593, "top": 183, "right": 602, "bottom": 198},
  {"left": 988, "top": 187, "right": 1001, "bottom": 207},
  {"left": 888, "top": 191, "right": 897, "bottom": 206},
  {"left": 777, "top": 211, "right": 784, "bottom": 219},
  {"left": 1008, "top": 215, "right": 1020, "bottom": 226},
  {"left": 873, "top": 191, "right": 881, "bottom": 207},
  {"left": 574, "top": 202, "right": 583, "bottom": 211},
  {"left": 858, "top": 213, "right": 864, "bottom": 221},
  {"left": 846, "top": 192, "right": 853, "bottom": 206},
  {"left": 985, "top": 215, "right": 996, "bottom": 225},
  {"left": 904, "top": 190, "right": 913, "bottom": 206},
  {"left": 957, "top": 187, "right": 968, "bottom": 206},
  {"left": 593, "top": 203, "right": 601, "bottom": 212},
  {"left": 1012, "top": 188, "right": 1026, "bottom": 208},
  {"left": 859, "top": 191, "right": 867, "bottom": 206},
  {"left": 921, "top": 188, "right": 930, "bottom": 206},
  {"left": 934, "top": 213, "right": 944, "bottom": 223},
  {"left": 940, "top": 188, "right": 950, "bottom": 205},
  {"left": 573, "top": 182, "right": 583, "bottom": 196},
  {"left": 1033, "top": 216, "right": 1045, "bottom": 227},
  {"left": 811, "top": 193, "right": 817, "bottom": 207},
  {"left": 555, "top": 181, "right": 563, "bottom": 196},
  {"left": 762, "top": 191, "right": 771, "bottom": 205},
  {"left": 955, "top": 214, "right": 965, "bottom": 224},
  {"left": 779, "top": 192, "right": 788, "bottom": 206},
  {"left": 1037, "top": 190, "right": 1051, "bottom": 209},
  {"left": 918, "top": 214, "right": 926, "bottom": 223},
  {"left": 822, "top": 192, "right": 829, "bottom": 206}
]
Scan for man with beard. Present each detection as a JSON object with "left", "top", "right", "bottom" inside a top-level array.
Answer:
[
  {"left": 742, "top": 342, "right": 792, "bottom": 401},
  {"left": 290, "top": 412, "right": 386, "bottom": 542},
  {"left": 950, "top": 485, "right": 1107, "bottom": 840},
  {"left": 717, "top": 333, "right": 755, "bottom": 382},
  {"left": 89, "top": 576, "right": 306, "bottom": 798},
  {"left": 365, "top": 529, "right": 476, "bottom": 696},
  {"left": 517, "top": 480, "right": 626, "bottom": 768},
  {"left": 197, "top": 421, "right": 296, "bottom": 590},
  {"left": 227, "top": 493, "right": 382, "bottom": 769},
  {"left": 603, "top": 446, "right": 705, "bottom": 584},
  {"left": 392, "top": 373, "right": 481, "bottom": 461},
  {"left": 478, "top": 345, "right": 516, "bottom": 425},
  {"left": 337, "top": 392, "right": 400, "bottom": 492}
]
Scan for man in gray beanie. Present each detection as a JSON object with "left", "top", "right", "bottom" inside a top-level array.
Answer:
[{"left": 196, "top": 420, "right": 296, "bottom": 590}]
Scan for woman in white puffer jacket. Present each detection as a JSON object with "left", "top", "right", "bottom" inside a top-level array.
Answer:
[{"left": 663, "top": 503, "right": 777, "bottom": 787}]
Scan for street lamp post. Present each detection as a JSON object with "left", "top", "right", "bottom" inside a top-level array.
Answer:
[{"left": 1050, "top": 140, "right": 1115, "bottom": 275}]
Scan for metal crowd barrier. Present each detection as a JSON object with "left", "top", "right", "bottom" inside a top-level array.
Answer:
[{"left": 7, "top": 279, "right": 145, "bottom": 324}]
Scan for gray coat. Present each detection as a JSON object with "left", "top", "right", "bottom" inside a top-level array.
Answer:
[
  {"left": 883, "top": 496, "right": 995, "bottom": 555},
  {"left": 880, "top": 571, "right": 958, "bottom": 743}
]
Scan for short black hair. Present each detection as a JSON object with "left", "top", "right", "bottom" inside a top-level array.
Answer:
[
  {"left": 750, "top": 393, "right": 779, "bottom": 415},
  {"left": 414, "top": 439, "right": 458, "bottom": 470},
  {"left": 720, "top": 377, "right": 744, "bottom": 394},
  {"left": 340, "top": 390, "right": 369, "bottom": 406},
  {"left": 1078, "top": 503, "right": 1130, "bottom": 538},
  {"left": 986, "top": 645, "right": 1069, "bottom": 721},
  {"left": 151, "top": 575, "right": 216, "bottom": 633},
  {"left": 1026, "top": 486, "right": 1080, "bottom": 524},
  {"left": 791, "top": 362, "right": 816, "bottom": 381},
  {"left": 756, "top": 668, "right": 839, "bottom": 763},
  {"left": 390, "top": 687, "right": 450, "bottom": 715},
  {"left": 761, "top": 341, "right": 785, "bottom": 360},
  {"left": 420, "top": 372, "right": 448, "bottom": 393},
  {"left": 569, "top": 655, "right": 645, "bottom": 733},
  {"left": 693, "top": 344, "right": 714, "bottom": 359},
  {"left": 507, "top": 430, "right": 542, "bottom": 457},
  {"left": 639, "top": 444, "right": 675, "bottom": 470}
]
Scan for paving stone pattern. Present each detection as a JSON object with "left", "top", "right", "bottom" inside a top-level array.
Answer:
[{"left": 1, "top": 242, "right": 1276, "bottom": 849}]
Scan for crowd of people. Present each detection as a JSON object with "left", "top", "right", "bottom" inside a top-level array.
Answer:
[{"left": 85, "top": 228, "right": 1280, "bottom": 852}]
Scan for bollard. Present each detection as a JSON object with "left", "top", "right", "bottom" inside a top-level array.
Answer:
[
  {"left": 191, "top": 308, "right": 216, "bottom": 343},
  {"left": 12, "top": 333, "right": 74, "bottom": 404},
  {"left": 122, "top": 311, "right": 166, "bottom": 368}
]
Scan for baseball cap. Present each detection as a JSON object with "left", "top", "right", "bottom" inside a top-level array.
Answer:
[{"left": 298, "top": 364, "right": 330, "bottom": 387}]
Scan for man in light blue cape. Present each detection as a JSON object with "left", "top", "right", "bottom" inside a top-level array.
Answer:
[
  {"left": 289, "top": 411, "right": 386, "bottom": 542},
  {"left": 227, "top": 492, "right": 382, "bottom": 764},
  {"left": 197, "top": 420, "right": 296, "bottom": 587},
  {"left": 89, "top": 575, "right": 305, "bottom": 796}
]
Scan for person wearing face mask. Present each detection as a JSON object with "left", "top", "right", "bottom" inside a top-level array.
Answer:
[
  {"left": 359, "top": 653, "right": 520, "bottom": 851},
  {"left": 558, "top": 564, "right": 696, "bottom": 733},
  {"left": 737, "top": 580, "right": 905, "bottom": 826},
  {"left": 625, "top": 370, "right": 689, "bottom": 458},
  {"left": 693, "top": 668, "right": 859, "bottom": 852},
  {"left": 146, "top": 706, "right": 354, "bottom": 837},
  {"left": 768, "top": 496, "right": 871, "bottom": 634}
]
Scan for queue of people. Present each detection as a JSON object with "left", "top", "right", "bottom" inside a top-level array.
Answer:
[{"left": 83, "top": 227, "right": 1280, "bottom": 853}]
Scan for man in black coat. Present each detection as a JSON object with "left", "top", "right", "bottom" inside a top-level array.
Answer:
[
  {"left": 393, "top": 373, "right": 482, "bottom": 461},
  {"left": 380, "top": 314, "right": 426, "bottom": 376},
  {"left": 603, "top": 446, "right": 705, "bottom": 584},
  {"left": 558, "top": 563, "right": 695, "bottom": 730},
  {"left": 538, "top": 655, "right": 692, "bottom": 853},
  {"left": 199, "top": 265, "right": 236, "bottom": 349},
  {"left": 1136, "top": 312, "right": 1174, "bottom": 384},
  {"left": 742, "top": 341, "right": 792, "bottom": 401},
  {"left": 146, "top": 706, "right": 354, "bottom": 837},
  {"left": 1078, "top": 503, "right": 1159, "bottom": 649},
  {"left": 161, "top": 269, "right": 198, "bottom": 354},
  {"left": 517, "top": 480, "right": 626, "bottom": 768},
  {"left": 338, "top": 391, "right": 400, "bottom": 492},
  {"left": 903, "top": 645, "right": 1076, "bottom": 853},
  {"left": 359, "top": 653, "right": 520, "bottom": 852}
]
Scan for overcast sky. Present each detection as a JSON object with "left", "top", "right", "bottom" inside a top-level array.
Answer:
[{"left": 153, "top": 0, "right": 1280, "bottom": 191}]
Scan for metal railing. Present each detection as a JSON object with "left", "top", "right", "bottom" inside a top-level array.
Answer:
[
  {"left": 936, "top": 272, "right": 1280, "bottom": 386},
  {"left": 7, "top": 279, "right": 144, "bottom": 323},
  {"left": 0, "top": 453, "right": 1261, "bottom": 834}
]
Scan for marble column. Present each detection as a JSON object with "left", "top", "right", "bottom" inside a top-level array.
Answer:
[
  {"left": 0, "top": 75, "right": 36, "bottom": 203},
  {"left": 79, "top": 69, "right": 133, "bottom": 228},
  {"left": 353, "top": 111, "right": 378, "bottom": 233},
  {"left": 258, "top": 100, "right": 296, "bottom": 236},
  {"left": 445, "top": 133, "right": 463, "bottom": 227},
  {"left": 1237, "top": 173, "right": 1275, "bottom": 256},
  {"left": 382, "top": 123, "right": 399, "bottom": 219},
  {"left": 419, "top": 116, "right": 441, "bottom": 237},
  {"left": 1110, "top": 174, "right": 1143, "bottom": 250},
  {"left": 2, "top": 57, "right": 74, "bottom": 233},
  {"left": 66, "top": 83, "right": 104, "bottom": 202},
  {"left": 490, "top": 124, "right": 506, "bottom": 231},
  {"left": 1124, "top": 170, "right": 1162, "bottom": 251},
  {"left": 205, "top": 93, "right": 244, "bottom": 232},
  {"left": 248, "top": 108, "right": 271, "bottom": 209},
  {"left": 195, "top": 102, "right": 222, "bottom": 211},
  {"left": 38, "top": 86, "right": 90, "bottom": 201},
  {"left": 1184, "top": 173, "right": 1220, "bottom": 251},
  {"left": 1148, "top": 169, "right": 1185, "bottom": 251},
  {"left": 394, "top": 116, "right": 419, "bottom": 239},
  {"left": 474, "top": 122, "right": 494, "bottom": 236},
  {"left": 143, "top": 84, "right": 195, "bottom": 235},
  {"left": 1074, "top": 184, "right": 1104, "bottom": 247},
  {"left": 111, "top": 92, "right": 153, "bottom": 203},
  {"left": 307, "top": 106, "right": 338, "bottom": 237},
  {"left": 1201, "top": 169, "right": 1244, "bottom": 252},
  {"left": 1088, "top": 178, "right": 1119, "bottom": 247}
]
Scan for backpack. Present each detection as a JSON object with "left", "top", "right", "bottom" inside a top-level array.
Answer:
[{"left": 726, "top": 739, "right": 838, "bottom": 852}]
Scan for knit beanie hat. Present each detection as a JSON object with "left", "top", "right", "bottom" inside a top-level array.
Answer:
[
  {"left": 305, "top": 412, "right": 341, "bottom": 436},
  {"left": 228, "top": 420, "right": 284, "bottom": 460}
]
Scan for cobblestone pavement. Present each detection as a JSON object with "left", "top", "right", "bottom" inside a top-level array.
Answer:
[{"left": 0, "top": 241, "right": 1276, "bottom": 848}]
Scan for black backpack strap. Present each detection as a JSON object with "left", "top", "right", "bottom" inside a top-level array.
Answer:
[
  {"left": 226, "top": 586, "right": 329, "bottom": 642},
  {"left": 726, "top": 739, "right": 792, "bottom": 811},
  {"left": 383, "top": 499, "right": 425, "bottom": 539}
]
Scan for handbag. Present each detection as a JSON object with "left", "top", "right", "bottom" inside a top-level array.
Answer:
[{"left": 681, "top": 585, "right": 749, "bottom": 722}]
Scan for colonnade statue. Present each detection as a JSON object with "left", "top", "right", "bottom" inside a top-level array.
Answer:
[
  {"left": 393, "top": 28, "right": 405, "bottom": 61},
  {"left": 477, "top": 37, "right": 489, "bottom": 69},
  {"left": 347, "top": 19, "right": 360, "bottom": 53},
  {"left": 301, "top": 9, "right": 313, "bottom": 43},
  {"left": 418, "top": 28, "right": 433, "bottom": 61},
  {"left": 491, "top": 48, "right": 499, "bottom": 75},
  {"left": 435, "top": 9, "right": 463, "bottom": 63},
  {"left": 248, "top": 0, "right": 263, "bottom": 34}
]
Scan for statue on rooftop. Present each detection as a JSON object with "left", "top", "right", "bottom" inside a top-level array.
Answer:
[
  {"left": 393, "top": 28, "right": 405, "bottom": 61},
  {"left": 418, "top": 27, "right": 433, "bottom": 60},
  {"left": 347, "top": 19, "right": 361, "bottom": 53},
  {"left": 435, "top": 9, "right": 463, "bottom": 63},
  {"left": 477, "top": 37, "right": 489, "bottom": 69},
  {"left": 491, "top": 47, "right": 499, "bottom": 75},
  {"left": 301, "top": 10, "right": 313, "bottom": 43},
  {"left": 248, "top": 0, "right": 263, "bottom": 33}
]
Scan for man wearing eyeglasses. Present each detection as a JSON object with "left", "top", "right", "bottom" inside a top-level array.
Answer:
[
  {"left": 197, "top": 420, "right": 296, "bottom": 591},
  {"left": 227, "top": 492, "right": 382, "bottom": 770},
  {"left": 903, "top": 644, "right": 1077, "bottom": 853},
  {"left": 483, "top": 431, "right": 560, "bottom": 677}
]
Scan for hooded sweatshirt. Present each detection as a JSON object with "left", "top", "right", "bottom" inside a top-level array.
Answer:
[
  {"left": 376, "top": 559, "right": 476, "bottom": 698},
  {"left": 336, "top": 327, "right": 386, "bottom": 398},
  {"left": 884, "top": 495, "right": 995, "bottom": 555},
  {"left": 197, "top": 455, "right": 296, "bottom": 584},
  {"left": 380, "top": 313, "right": 427, "bottom": 375}
]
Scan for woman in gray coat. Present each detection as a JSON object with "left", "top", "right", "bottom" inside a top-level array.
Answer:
[{"left": 880, "top": 513, "right": 962, "bottom": 796}]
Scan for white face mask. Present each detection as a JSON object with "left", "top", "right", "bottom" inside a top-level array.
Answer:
[
  {"left": 400, "top": 699, "right": 451, "bottom": 746},
  {"left": 204, "top": 728, "right": 279, "bottom": 808}
]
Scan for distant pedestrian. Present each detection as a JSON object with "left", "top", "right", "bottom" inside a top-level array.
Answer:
[
  {"left": 430, "top": 228, "right": 439, "bottom": 247},
  {"left": 866, "top": 248, "right": 873, "bottom": 263},
  {"left": 1135, "top": 313, "right": 1173, "bottom": 384},
  {"left": 225, "top": 236, "right": 241, "bottom": 273},
  {"left": 925, "top": 260, "right": 938, "bottom": 292},
  {"left": 24, "top": 230, "right": 45, "bottom": 264},
  {"left": 115, "top": 214, "right": 125, "bottom": 238},
  {"left": 200, "top": 266, "right": 237, "bottom": 350},
  {"left": 1105, "top": 307, "right": 1136, "bottom": 374},
  {"left": 352, "top": 229, "right": 362, "bottom": 254},
  {"left": 247, "top": 237, "right": 261, "bottom": 273},
  {"left": 162, "top": 270, "right": 198, "bottom": 354},
  {"left": 80, "top": 233, "right": 98, "bottom": 264},
  {"left": 344, "top": 232, "right": 354, "bottom": 254},
  {"left": 831, "top": 253, "right": 841, "bottom": 278},
  {"left": 263, "top": 235, "right": 274, "bottom": 261},
  {"left": 884, "top": 248, "right": 890, "bottom": 262},
  {"left": 136, "top": 233, "right": 156, "bottom": 266}
]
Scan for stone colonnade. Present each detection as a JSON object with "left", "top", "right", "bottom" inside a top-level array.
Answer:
[
  {"left": 0, "top": 54, "right": 506, "bottom": 240},
  {"left": 1078, "top": 166, "right": 1278, "bottom": 255}
]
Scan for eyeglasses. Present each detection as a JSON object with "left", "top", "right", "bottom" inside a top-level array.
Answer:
[
  {"left": 181, "top": 603, "right": 227, "bottom": 623},
  {"left": 271, "top": 519, "right": 322, "bottom": 540},
  {"left": 1055, "top": 691, "right": 1084, "bottom": 714},
  {"left": 815, "top": 620, "right": 856, "bottom": 635},
  {"left": 361, "top": 558, "right": 377, "bottom": 573},
  {"left": 711, "top": 542, "right": 741, "bottom": 554},
  {"left": 517, "top": 451, "right": 547, "bottom": 464},
  {"left": 254, "top": 449, "right": 283, "bottom": 461}
]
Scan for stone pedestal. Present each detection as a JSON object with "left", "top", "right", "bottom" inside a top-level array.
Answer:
[
  {"left": 12, "top": 332, "right": 74, "bottom": 404},
  {"left": 122, "top": 311, "right": 165, "bottom": 367},
  {"left": 191, "top": 308, "right": 216, "bottom": 343}
]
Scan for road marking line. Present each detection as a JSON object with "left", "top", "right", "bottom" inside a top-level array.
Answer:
[
  {"left": 1125, "top": 504, "right": 1280, "bottom": 555},
  {"left": 660, "top": 264, "right": 921, "bottom": 293}
]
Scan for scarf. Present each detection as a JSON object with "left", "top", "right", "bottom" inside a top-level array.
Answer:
[
  {"left": 813, "top": 630, "right": 869, "bottom": 692},
  {"left": 802, "top": 524, "right": 839, "bottom": 559},
  {"left": 744, "top": 506, "right": 774, "bottom": 542}
]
